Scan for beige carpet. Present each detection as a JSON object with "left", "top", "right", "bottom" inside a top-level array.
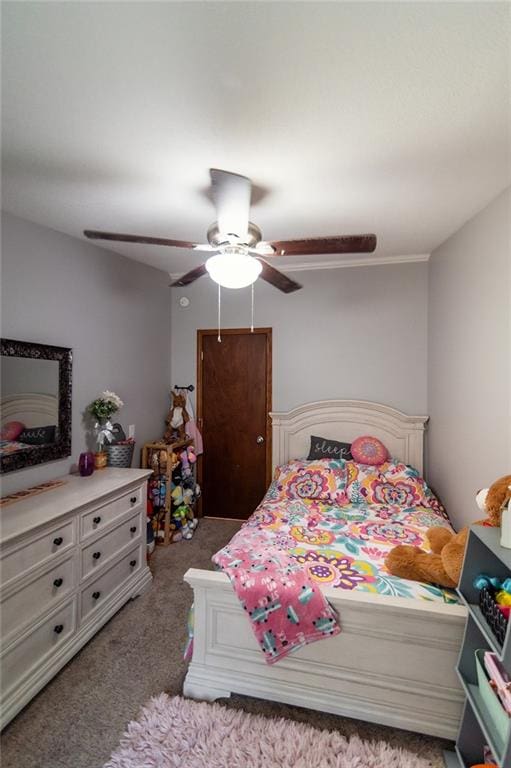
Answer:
[{"left": 0, "top": 519, "right": 451, "bottom": 768}]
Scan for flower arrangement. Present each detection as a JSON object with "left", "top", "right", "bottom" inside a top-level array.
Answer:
[
  {"left": 88, "top": 390, "right": 124, "bottom": 422},
  {"left": 87, "top": 391, "right": 124, "bottom": 455}
]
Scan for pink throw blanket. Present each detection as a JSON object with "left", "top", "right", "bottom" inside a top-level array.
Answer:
[{"left": 213, "top": 522, "right": 341, "bottom": 664}]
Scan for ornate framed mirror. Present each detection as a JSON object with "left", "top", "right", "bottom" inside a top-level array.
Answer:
[{"left": 1, "top": 339, "right": 72, "bottom": 474}]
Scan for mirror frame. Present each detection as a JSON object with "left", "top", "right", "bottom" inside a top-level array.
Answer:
[{"left": 1, "top": 338, "right": 73, "bottom": 474}]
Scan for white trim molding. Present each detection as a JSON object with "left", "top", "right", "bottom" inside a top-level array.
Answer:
[
  {"left": 168, "top": 253, "right": 430, "bottom": 280},
  {"left": 271, "top": 253, "right": 430, "bottom": 273}
]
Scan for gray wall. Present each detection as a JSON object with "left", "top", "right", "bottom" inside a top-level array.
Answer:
[
  {"left": 170, "top": 262, "right": 428, "bottom": 414},
  {"left": 1, "top": 212, "right": 171, "bottom": 494},
  {"left": 427, "top": 187, "right": 511, "bottom": 529}
]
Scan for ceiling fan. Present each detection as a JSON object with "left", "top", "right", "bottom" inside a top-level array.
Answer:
[{"left": 84, "top": 169, "right": 377, "bottom": 293}]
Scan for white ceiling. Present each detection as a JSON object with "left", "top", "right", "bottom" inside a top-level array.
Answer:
[{"left": 2, "top": 1, "right": 510, "bottom": 276}]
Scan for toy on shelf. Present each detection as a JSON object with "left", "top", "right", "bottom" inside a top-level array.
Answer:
[
  {"left": 470, "top": 763, "right": 497, "bottom": 768},
  {"left": 476, "top": 475, "right": 511, "bottom": 528},
  {"left": 474, "top": 573, "right": 511, "bottom": 645},
  {"left": 483, "top": 651, "right": 511, "bottom": 715},
  {"left": 142, "top": 438, "right": 200, "bottom": 546}
]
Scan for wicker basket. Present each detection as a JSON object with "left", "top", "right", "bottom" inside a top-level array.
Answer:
[{"left": 106, "top": 443, "right": 135, "bottom": 468}]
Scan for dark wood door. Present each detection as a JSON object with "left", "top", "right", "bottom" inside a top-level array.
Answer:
[{"left": 198, "top": 328, "right": 272, "bottom": 520}]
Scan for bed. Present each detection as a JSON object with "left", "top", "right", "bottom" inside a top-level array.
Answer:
[
  {"left": 0, "top": 393, "right": 59, "bottom": 456},
  {"left": 183, "top": 400, "right": 467, "bottom": 739}
]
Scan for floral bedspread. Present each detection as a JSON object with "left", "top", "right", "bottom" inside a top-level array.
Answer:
[
  {"left": 203, "top": 459, "right": 458, "bottom": 667},
  {"left": 226, "top": 459, "right": 459, "bottom": 605},
  {"left": 0, "top": 440, "right": 34, "bottom": 456},
  {"left": 250, "top": 499, "right": 457, "bottom": 603}
]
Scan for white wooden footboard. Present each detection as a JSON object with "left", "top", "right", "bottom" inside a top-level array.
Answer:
[{"left": 183, "top": 568, "right": 467, "bottom": 739}]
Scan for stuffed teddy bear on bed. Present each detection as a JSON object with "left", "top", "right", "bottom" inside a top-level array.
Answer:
[{"left": 385, "top": 474, "right": 511, "bottom": 589}]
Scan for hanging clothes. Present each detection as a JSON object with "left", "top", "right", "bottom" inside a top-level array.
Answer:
[{"left": 184, "top": 391, "right": 203, "bottom": 455}]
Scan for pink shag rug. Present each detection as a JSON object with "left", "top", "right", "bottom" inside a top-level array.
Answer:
[{"left": 105, "top": 694, "right": 433, "bottom": 767}]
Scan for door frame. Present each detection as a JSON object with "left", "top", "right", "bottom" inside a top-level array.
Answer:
[{"left": 196, "top": 327, "right": 273, "bottom": 518}]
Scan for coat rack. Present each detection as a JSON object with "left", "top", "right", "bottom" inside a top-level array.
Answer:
[{"left": 174, "top": 384, "right": 194, "bottom": 392}]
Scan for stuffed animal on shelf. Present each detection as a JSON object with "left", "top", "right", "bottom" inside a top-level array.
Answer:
[
  {"left": 179, "top": 448, "right": 189, "bottom": 471},
  {"left": 476, "top": 474, "right": 511, "bottom": 526},
  {"left": 385, "top": 475, "right": 511, "bottom": 589},
  {"left": 149, "top": 477, "right": 166, "bottom": 509},
  {"left": 158, "top": 449, "right": 168, "bottom": 473},
  {"left": 170, "top": 502, "right": 198, "bottom": 542},
  {"left": 163, "top": 390, "right": 189, "bottom": 443},
  {"left": 171, "top": 484, "right": 183, "bottom": 506},
  {"left": 183, "top": 487, "right": 194, "bottom": 505}
]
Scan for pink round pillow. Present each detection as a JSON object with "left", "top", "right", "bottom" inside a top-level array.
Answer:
[
  {"left": 351, "top": 435, "right": 389, "bottom": 466},
  {"left": 1, "top": 421, "right": 26, "bottom": 441}
]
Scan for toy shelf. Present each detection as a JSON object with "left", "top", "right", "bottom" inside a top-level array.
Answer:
[
  {"left": 451, "top": 701, "right": 490, "bottom": 767},
  {"left": 444, "top": 526, "right": 511, "bottom": 768},
  {"left": 142, "top": 439, "right": 194, "bottom": 546},
  {"left": 458, "top": 526, "right": 511, "bottom": 669}
]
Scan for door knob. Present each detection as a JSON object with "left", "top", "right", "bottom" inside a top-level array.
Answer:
[{"left": 256, "top": 435, "right": 265, "bottom": 444}]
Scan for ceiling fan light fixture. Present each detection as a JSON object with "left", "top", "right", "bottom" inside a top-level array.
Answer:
[{"left": 205, "top": 249, "right": 262, "bottom": 289}]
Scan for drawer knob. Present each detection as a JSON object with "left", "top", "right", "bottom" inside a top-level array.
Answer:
[
  {"left": 53, "top": 578, "right": 63, "bottom": 588},
  {"left": 92, "top": 591, "right": 101, "bottom": 600},
  {"left": 93, "top": 551, "right": 101, "bottom": 560},
  {"left": 130, "top": 526, "right": 137, "bottom": 534},
  {"left": 53, "top": 536, "right": 63, "bottom": 546},
  {"left": 54, "top": 624, "right": 64, "bottom": 634},
  {"left": 130, "top": 559, "right": 137, "bottom": 567},
  {"left": 130, "top": 496, "right": 137, "bottom": 504},
  {"left": 93, "top": 516, "right": 101, "bottom": 525}
]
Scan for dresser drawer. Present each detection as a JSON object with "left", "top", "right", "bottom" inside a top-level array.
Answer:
[
  {"left": 1, "top": 556, "right": 76, "bottom": 640},
  {"left": 80, "top": 486, "right": 143, "bottom": 540},
  {"left": 1, "top": 598, "right": 76, "bottom": 696},
  {"left": 80, "top": 543, "right": 143, "bottom": 621},
  {"left": 1, "top": 519, "right": 75, "bottom": 586},
  {"left": 81, "top": 512, "right": 141, "bottom": 579}
]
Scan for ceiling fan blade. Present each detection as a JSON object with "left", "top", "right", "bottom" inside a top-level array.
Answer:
[
  {"left": 210, "top": 169, "right": 251, "bottom": 239},
  {"left": 264, "top": 234, "right": 377, "bottom": 256},
  {"left": 83, "top": 230, "right": 212, "bottom": 251},
  {"left": 169, "top": 263, "right": 208, "bottom": 287},
  {"left": 256, "top": 258, "right": 302, "bottom": 293}
]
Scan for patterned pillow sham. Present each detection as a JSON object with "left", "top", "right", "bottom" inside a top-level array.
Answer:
[
  {"left": 345, "top": 460, "right": 446, "bottom": 517},
  {"left": 272, "top": 459, "right": 348, "bottom": 505}
]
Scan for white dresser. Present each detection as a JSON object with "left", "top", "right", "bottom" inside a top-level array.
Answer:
[{"left": 0, "top": 468, "right": 152, "bottom": 729}]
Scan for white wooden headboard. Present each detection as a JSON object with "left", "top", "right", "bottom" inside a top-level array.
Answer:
[
  {"left": 1, "top": 393, "right": 59, "bottom": 429},
  {"left": 270, "top": 400, "right": 428, "bottom": 474}
]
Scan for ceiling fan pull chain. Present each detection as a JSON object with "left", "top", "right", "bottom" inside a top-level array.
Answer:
[
  {"left": 217, "top": 284, "right": 222, "bottom": 343},
  {"left": 251, "top": 282, "right": 255, "bottom": 333}
]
